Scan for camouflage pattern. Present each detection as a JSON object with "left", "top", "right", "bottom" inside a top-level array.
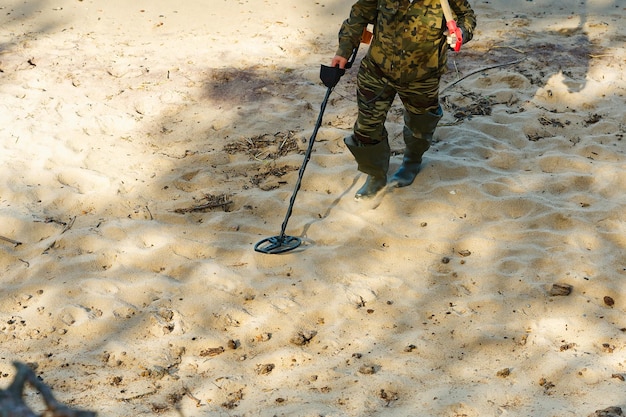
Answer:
[
  {"left": 353, "top": 56, "right": 441, "bottom": 144},
  {"left": 337, "top": 0, "right": 476, "bottom": 146},
  {"left": 337, "top": 0, "right": 477, "bottom": 84}
]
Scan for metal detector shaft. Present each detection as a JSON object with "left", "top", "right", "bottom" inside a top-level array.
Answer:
[
  {"left": 254, "top": 46, "right": 359, "bottom": 254},
  {"left": 275, "top": 86, "right": 333, "bottom": 240},
  {"left": 252, "top": 86, "right": 334, "bottom": 254}
]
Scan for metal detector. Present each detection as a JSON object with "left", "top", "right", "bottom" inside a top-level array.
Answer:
[{"left": 254, "top": 47, "right": 359, "bottom": 254}]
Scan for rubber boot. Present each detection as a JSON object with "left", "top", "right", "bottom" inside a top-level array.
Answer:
[
  {"left": 344, "top": 135, "right": 390, "bottom": 200},
  {"left": 391, "top": 107, "right": 443, "bottom": 187}
]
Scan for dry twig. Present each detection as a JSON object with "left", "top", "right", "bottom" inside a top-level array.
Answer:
[{"left": 0, "top": 235, "right": 22, "bottom": 246}]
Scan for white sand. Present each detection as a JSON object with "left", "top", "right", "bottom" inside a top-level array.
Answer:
[{"left": 1, "top": 0, "right": 625, "bottom": 415}]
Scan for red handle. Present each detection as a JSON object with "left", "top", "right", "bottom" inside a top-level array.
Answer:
[{"left": 446, "top": 20, "right": 463, "bottom": 52}]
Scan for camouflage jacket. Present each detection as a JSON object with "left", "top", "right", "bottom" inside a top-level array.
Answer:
[{"left": 337, "top": 0, "right": 476, "bottom": 83}]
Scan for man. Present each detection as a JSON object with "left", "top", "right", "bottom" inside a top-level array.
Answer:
[{"left": 332, "top": 0, "right": 476, "bottom": 200}]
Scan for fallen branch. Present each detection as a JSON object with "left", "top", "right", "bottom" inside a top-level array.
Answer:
[
  {"left": 42, "top": 216, "right": 78, "bottom": 254},
  {"left": 490, "top": 45, "right": 526, "bottom": 54},
  {"left": 0, "top": 361, "right": 96, "bottom": 416},
  {"left": 441, "top": 58, "right": 526, "bottom": 93},
  {"left": 62, "top": 216, "right": 77, "bottom": 234},
  {"left": 173, "top": 200, "right": 233, "bottom": 213},
  {"left": 183, "top": 386, "right": 202, "bottom": 407},
  {"left": 173, "top": 194, "right": 233, "bottom": 214},
  {"left": 0, "top": 235, "right": 22, "bottom": 246}
]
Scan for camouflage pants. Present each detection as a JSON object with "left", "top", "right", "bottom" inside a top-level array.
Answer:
[{"left": 353, "top": 56, "right": 442, "bottom": 146}]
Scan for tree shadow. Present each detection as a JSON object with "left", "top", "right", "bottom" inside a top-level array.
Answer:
[
  {"left": 0, "top": 1, "right": 64, "bottom": 61},
  {"left": 1, "top": 0, "right": 625, "bottom": 415}
]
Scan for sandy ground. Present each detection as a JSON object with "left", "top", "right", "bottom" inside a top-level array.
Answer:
[{"left": 1, "top": 0, "right": 625, "bottom": 416}]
